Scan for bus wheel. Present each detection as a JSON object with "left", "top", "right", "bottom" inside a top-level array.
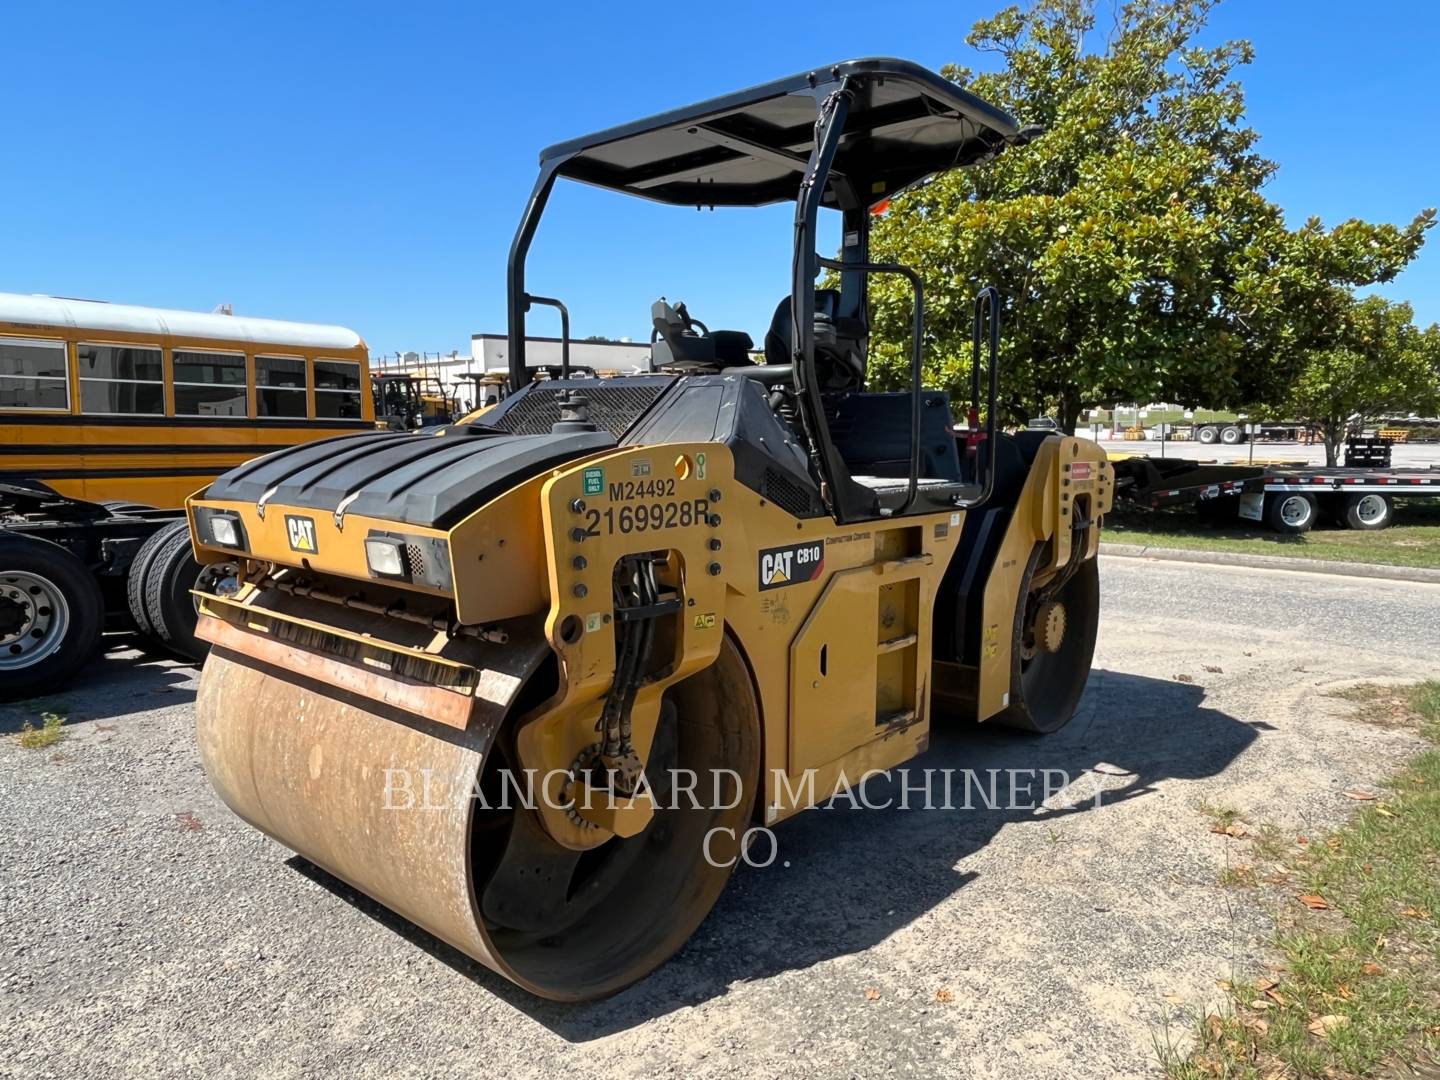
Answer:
[
  {"left": 1342, "top": 492, "right": 1392, "bottom": 531},
  {"left": 143, "top": 528, "right": 216, "bottom": 663},
  {"left": 0, "top": 534, "right": 104, "bottom": 702},
  {"left": 127, "top": 521, "right": 189, "bottom": 644},
  {"left": 1265, "top": 492, "right": 1317, "bottom": 535}
]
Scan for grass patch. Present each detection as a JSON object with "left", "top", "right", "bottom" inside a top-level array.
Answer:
[
  {"left": 1164, "top": 682, "right": 1440, "bottom": 1077},
  {"left": 15, "top": 711, "right": 66, "bottom": 750},
  {"left": 1104, "top": 499, "right": 1440, "bottom": 569}
]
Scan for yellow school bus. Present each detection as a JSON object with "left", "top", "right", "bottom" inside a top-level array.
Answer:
[{"left": 0, "top": 292, "right": 373, "bottom": 508}]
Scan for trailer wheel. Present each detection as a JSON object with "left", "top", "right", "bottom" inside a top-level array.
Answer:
[
  {"left": 1219, "top": 425, "right": 1243, "bottom": 445},
  {"left": 126, "top": 521, "right": 189, "bottom": 642},
  {"left": 0, "top": 534, "right": 105, "bottom": 702},
  {"left": 1265, "top": 492, "right": 1317, "bottom": 535},
  {"left": 142, "top": 528, "right": 215, "bottom": 662},
  {"left": 1342, "top": 492, "right": 1392, "bottom": 531},
  {"left": 1197, "top": 426, "right": 1219, "bottom": 445},
  {"left": 102, "top": 500, "right": 155, "bottom": 515}
]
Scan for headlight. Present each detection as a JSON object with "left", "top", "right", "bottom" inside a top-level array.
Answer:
[
  {"left": 362, "top": 531, "right": 452, "bottom": 590},
  {"left": 364, "top": 536, "right": 409, "bottom": 579},
  {"left": 211, "top": 515, "right": 241, "bottom": 548}
]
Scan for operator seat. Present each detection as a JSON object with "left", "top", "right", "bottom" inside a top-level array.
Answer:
[{"left": 763, "top": 289, "right": 867, "bottom": 390}]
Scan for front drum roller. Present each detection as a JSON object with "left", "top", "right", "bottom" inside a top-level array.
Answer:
[
  {"left": 991, "top": 543, "right": 1100, "bottom": 734},
  {"left": 195, "top": 620, "right": 760, "bottom": 1001}
]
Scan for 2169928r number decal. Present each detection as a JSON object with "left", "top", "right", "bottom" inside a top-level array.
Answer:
[{"left": 582, "top": 499, "right": 710, "bottom": 536}]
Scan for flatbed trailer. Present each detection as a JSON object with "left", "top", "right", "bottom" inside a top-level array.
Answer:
[
  {"left": 1111, "top": 456, "right": 1440, "bottom": 534},
  {"left": 1, "top": 482, "right": 218, "bottom": 700}
]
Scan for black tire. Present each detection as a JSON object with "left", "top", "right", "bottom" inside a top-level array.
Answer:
[
  {"left": 1265, "top": 492, "right": 1317, "bottom": 535},
  {"left": 142, "top": 529, "right": 211, "bottom": 662},
  {"left": 102, "top": 500, "right": 155, "bottom": 515},
  {"left": 1219, "top": 425, "right": 1242, "bottom": 445},
  {"left": 1341, "top": 492, "right": 1393, "bottom": 531},
  {"left": 0, "top": 534, "right": 105, "bottom": 702},
  {"left": 991, "top": 545, "right": 1100, "bottom": 734},
  {"left": 126, "top": 520, "right": 189, "bottom": 641},
  {"left": 1197, "top": 426, "right": 1219, "bottom": 444}
]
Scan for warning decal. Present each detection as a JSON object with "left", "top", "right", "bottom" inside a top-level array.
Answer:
[{"left": 758, "top": 539, "right": 825, "bottom": 591}]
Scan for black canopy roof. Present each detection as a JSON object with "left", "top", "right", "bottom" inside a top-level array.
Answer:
[{"left": 540, "top": 58, "right": 1020, "bottom": 209}]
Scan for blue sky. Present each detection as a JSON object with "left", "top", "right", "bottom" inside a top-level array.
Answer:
[{"left": 4, "top": 1, "right": 1437, "bottom": 357}]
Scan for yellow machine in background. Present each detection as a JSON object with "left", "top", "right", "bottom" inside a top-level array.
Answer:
[
  {"left": 185, "top": 59, "right": 1112, "bottom": 1001},
  {"left": 0, "top": 293, "right": 373, "bottom": 508}
]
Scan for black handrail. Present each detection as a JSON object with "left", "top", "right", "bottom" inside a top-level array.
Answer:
[
  {"left": 960, "top": 286, "right": 1001, "bottom": 510},
  {"left": 816, "top": 255, "right": 924, "bottom": 515},
  {"left": 524, "top": 294, "right": 571, "bottom": 380}
]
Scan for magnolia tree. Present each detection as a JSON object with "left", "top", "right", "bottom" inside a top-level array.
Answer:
[
  {"left": 1280, "top": 295, "right": 1440, "bottom": 466},
  {"left": 863, "top": 0, "right": 1433, "bottom": 432}
]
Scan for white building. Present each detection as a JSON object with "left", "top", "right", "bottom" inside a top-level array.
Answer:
[{"left": 470, "top": 334, "right": 653, "bottom": 375}]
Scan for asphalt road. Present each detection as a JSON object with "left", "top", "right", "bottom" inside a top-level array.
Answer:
[{"left": 3, "top": 558, "right": 1437, "bottom": 1079}]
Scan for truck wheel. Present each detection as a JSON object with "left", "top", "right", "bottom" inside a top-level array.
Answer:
[
  {"left": 142, "top": 529, "right": 214, "bottom": 663},
  {"left": 1197, "top": 426, "right": 1218, "bottom": 444},
  {"left": 102, "top": 500, "right": 155, "bottom": 515},
  {"left": 1265, "top": 492, "right": 1316, "bottom": 535},
  {"left": 991, "top": 545, "right": 1100, "bottom": 734},
  {"left": 0, "top": 534, "right": 105, "bottom": 702},
  {"left": 126, "top": 521, "right": 189, "bottom": 642},
  {"left": 1219, "top": 425, "right": 1242, "bottom": 445},
  {"left": 1342, "top": 492, "right": 1392, "bottom": 531}
]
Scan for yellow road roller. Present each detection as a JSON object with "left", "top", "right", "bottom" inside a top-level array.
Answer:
[{"left": 184, "top": 58, "right": 1113, "bottom": 1000}]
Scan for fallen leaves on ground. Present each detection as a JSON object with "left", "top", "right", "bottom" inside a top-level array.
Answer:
[
  {"left": 1203, "top": 664, "right": 1224, "bottom": 674},
  {"left": 863, "top": 988, "right": 880, "bottom": 1002},
  {"left": 934, "top": 988, "right": 954, "bottom": 1003},
  {"left": 1298, "top": 894, "right": 1331, "bottom": 910},
  {"left": 1175, "top": 673, "right": 1195, "bottom": 683},
  {"left": 1342, "top": 789, "right": 1377, "bottom": 801},
  {"left": 1307, "top": 1014, "right": 1350, "bottom": 1037},
  {"left": 1212, "top": 823, "right": 1247, "bottom": 837},
  {"left": 1361, "top": 961, "right": 1384, "bottom": 976}
]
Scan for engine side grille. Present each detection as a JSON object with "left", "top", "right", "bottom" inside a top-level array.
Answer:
[
  {"left": 761, "top": 467, "right": 815, "bottom": 517},
  {"left": 481, "top": 380, "right": 670, "bottom": 439}
]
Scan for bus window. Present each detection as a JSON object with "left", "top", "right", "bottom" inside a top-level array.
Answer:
[
  {"left": 0, "top": 337, "right": 69, "bottom": 409},
  {"left": 256, "top": 355, "right": 307, "bottom": 418},
  {"left": 173, "top": 350, "right": 247, "bottom": 417},
  {"left": 314, "top": 359, "right": 363, "bottom": 419},
  {"left": 78, "top": 344, "right": 164, "bottom": 414}
]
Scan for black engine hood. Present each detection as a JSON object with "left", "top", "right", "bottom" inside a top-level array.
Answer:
[{"left": 203, "top": 427, "right": 615, "bottom": 529}]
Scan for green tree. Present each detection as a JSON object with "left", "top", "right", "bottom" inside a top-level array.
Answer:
[
  {"left": 864, "top": 0, "right": 1433, "bottom": 432},
  {"left": 1281, "top": 295, "right": 1440, "bottom": 466}
]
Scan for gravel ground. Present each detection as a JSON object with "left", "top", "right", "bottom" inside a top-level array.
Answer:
[{"left": 2, "top": 558, "right": 1436, "bottom": 1079}]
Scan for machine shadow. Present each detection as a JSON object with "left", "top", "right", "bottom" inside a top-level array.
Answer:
[
  {"left": 293, "top": 667, "right": 1260, "bottom": 1040},
  {"left": 0, "top": 635, "right": 196, "bottom": 732}
]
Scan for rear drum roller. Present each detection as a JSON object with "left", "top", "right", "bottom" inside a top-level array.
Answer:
[
  {"left": 991, "top": 543, "right": 1100, "bottom": 734},
  {"left": 195, "top": 619, "right": 760, "bottom": 1001}
]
